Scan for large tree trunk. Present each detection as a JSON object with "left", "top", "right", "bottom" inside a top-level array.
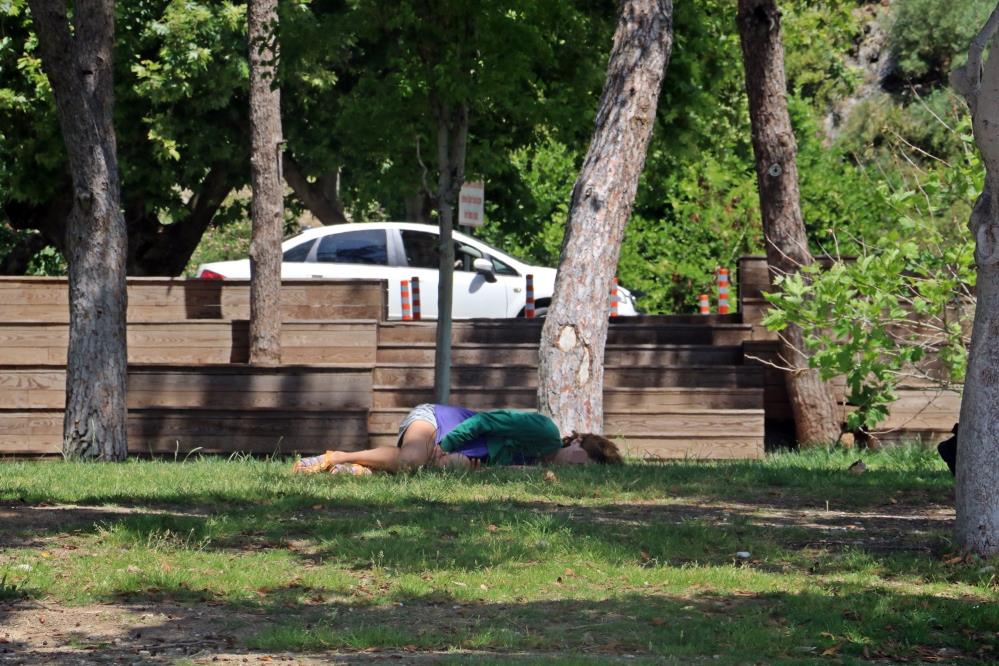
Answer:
[
  {"left": 432, "top": 100, "right": 468, "bottom": 404},
  {"left": 247, "top": 0, "right": 284, "bottom": 366},
  {"left": 28, "top": 0, "right": 128, "bottom": 460},
  {"left": 537, "top": 0, "right": 673, "bottom": 435},
  {"left": 951, "top": 4, "right": 999, "bottom": 558},
  {"left": 737, "top": 0, "right": 840, "bottom": 446},
  {"left": 126, "top": 164, "right": 233, "bottom": 275}
]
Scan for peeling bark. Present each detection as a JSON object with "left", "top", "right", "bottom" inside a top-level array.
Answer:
[
  {"left": 951, "top": 3, "right": 999, "bottom": 558},
  {"left": 28, "top": 0, "right": 128, "bottom": 459},
  {"left": 737, "top": 0, "right": 841, "bottom": 446},
  {"left": 248, "top": 0, "right": 284, "bottom": 366},
  {"left": 538, "top": 0, "right": 673, "bottom": 435}
]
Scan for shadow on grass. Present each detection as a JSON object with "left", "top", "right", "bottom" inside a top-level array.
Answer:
[
  {"left": 1, "top": 584, "right": 996, "bottom": 664},
  {"left": 1, "top": 491, "right": 956, "bottom": 585}
]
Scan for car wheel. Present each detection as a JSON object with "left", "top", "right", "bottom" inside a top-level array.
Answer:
[{"left": 518, "top": 300, "right": 549, "bottom": 318}]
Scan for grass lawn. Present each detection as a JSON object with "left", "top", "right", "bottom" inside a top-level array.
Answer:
[{"left": 1, "top": 446, "right": 996, "bottom": 664}]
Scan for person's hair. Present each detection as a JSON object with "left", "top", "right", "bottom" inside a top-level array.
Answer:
[{"left": 561, "top": 432, "right": 623, "bottom": 465}]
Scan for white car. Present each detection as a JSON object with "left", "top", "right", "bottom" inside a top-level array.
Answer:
[{"left": 196, "top": 222, "right": 638, "bottom": 319}]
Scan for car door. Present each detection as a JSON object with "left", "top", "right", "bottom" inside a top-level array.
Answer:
[
  {"left": 278, "top": 238, "right": 320, "bottom": 278},
  {"left": 397, "top": 229, "right": 509, "bottom": 319}
]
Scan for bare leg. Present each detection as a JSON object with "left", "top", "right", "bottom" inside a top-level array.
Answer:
[
  {"left": 330, "top": 420, "right": 438, "bottom": 473},
  {"left": 327, "top": 446, "right": 404, "bottom": 472}
]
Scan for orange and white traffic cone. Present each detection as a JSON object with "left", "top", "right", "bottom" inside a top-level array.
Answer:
[
  {"left": 698, "top": 294, "right": 710, "bottom": 315},
  {"left": 411, "top": 276, "right": 421, "bottom": 321},
  {"left": 717, "top": 268, "right": 730, "bottom": 315},
  {"left": 400, "top": 279, "right": 412, "bottom": 321}
]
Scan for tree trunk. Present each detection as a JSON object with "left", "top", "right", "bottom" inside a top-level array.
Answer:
[
  {"left": 405, "top": 191, "right": 434, "bottom": 224},
  {"left": 537, "top": 0, "right": 673, "bottom": 435},
  {"left": 28, "top": 0, "right": 128, "bottom": 460},
  {"left": 127, "top": 164, "right": 233, "bottom": 275},
  {"left": 737, "top": 0, "right": 840, "bottom": 446},
  {"left": 282, "top": 154, "right": 349, "bottom": 226},
  {"left": 950, "top": 4, "right": 999, "bottom": 558},
  {"left": 248, "top": 0, "right": 284, "bottom": 366},
  {"left": 432, "top": 100, "right": 468, "bottom": 404}
]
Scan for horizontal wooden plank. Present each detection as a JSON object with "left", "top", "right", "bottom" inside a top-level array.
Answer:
[
  {"left": 371, "top": 386, "right": 764, "bottom": 410},
  {"left": 376, "top": 344, "right": 743, "bottom": 366},
  {"left": 0, "top": 435, "right": 368, "bottom": 456},
  {"left": 0, "top": 278, "right": 386, "bottom": 322},
  {"left": 0, "top": 367, "right": 372, "bottom": 410},
  {"left": 616, "top": 437, "right": 764, "bottom": 460},
  {"left": 0, "top": 410, "right": 370, "bottom": 455},
  {"left": 377, "top": 322, "right": 752, "bottom": 346},
  {"left": 372, "top": 365, "right": 764, "bottom": 389},
  {"left": 0, "top": 321, "right": 377, "bottom": 365}
]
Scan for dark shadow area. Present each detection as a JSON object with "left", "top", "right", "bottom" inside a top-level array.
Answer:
[
  {"left": 229, "top": 319, "right": 249, "bottom": 363},
  {"left": 182, "top": 278, "right": 224, "bottom": 319},
  {"left": 1, "top": 585, "right": 996, "bottom": 664},
  {"left": 125, "top": 363, "right": 369, "bottom": 457},
  {"left": 0, "top": 482, "right": 955, "bottom": 574}
]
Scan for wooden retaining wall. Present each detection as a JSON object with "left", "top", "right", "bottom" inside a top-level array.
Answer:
[
  {"left": 2, "top": 261, "right": 958, "bottom": 458},
  {"left": 0, "top": 277, "right": 766, "bottom": 459}
]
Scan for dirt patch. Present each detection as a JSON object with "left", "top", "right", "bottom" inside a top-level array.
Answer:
[
  {"left": 0, "top": 599, "right": 593, "bottom": 664},
  {"left": 0, "top": 598, "right": 481, "bottom": 664}
]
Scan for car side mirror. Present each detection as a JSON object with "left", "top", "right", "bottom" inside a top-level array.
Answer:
[{"left": 472, "top": 257, "right": 497, "bottom": 283}]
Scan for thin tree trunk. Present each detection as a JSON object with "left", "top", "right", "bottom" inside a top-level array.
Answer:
[
  {"left": 248, "top": 0, "right": 284, "bottom": 366},
  {"left": 432, "top": 100, "right": 468, "bottom": 404},
  {"left": 28, "top": 0, "right": 128, "bottom": 460},
  {"left": 537, "top": 0, "right": 673, "bottom": 435},
  {"left": 737, "top": 0, "right": 840, "bottom": 446},
  {"left": 950, "top": 3, "right": 999, "bottom": 558}
]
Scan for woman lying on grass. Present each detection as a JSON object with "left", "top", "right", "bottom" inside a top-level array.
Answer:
[{"left": 293, "top": 404, "right": 623, "bottom": 474}]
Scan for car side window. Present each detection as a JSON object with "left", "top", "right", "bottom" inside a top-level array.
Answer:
[
  {"left": 315, "top": 229, "right": 388, "bottom": 265},
  {"left": 282, "top": 239, "right": 315, "bottom": 262},
  {"left": 400, "top": 231, "right": 492, "bottom": 273},
  {"left": 455, "top": 242, "right": 484, "bottom": 272},
  {"left": 490, "top": 256, "right": 519, "bottom": 276},
  {"left": 400, "top": 230, "right": 439, "bottom": 269}
]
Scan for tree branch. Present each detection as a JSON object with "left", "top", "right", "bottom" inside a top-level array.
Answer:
[
  {"left": 951, "top": 4, "right": 999, "bottom": 111},
  {"left": 282, "top": 153, "right": 348, "bottom": 226}
]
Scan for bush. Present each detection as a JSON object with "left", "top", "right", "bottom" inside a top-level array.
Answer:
[{"left": 888, "top": 0, "right": 995, "bottom": 82}]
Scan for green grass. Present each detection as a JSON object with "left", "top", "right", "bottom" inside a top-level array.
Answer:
[{"left": 1, "top": 446, "right": 997, "bottom": 663}]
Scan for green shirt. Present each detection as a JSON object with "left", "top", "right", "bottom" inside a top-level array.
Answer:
[{"left": 439, "top": 410, "right": 562, "bottom": 466}]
